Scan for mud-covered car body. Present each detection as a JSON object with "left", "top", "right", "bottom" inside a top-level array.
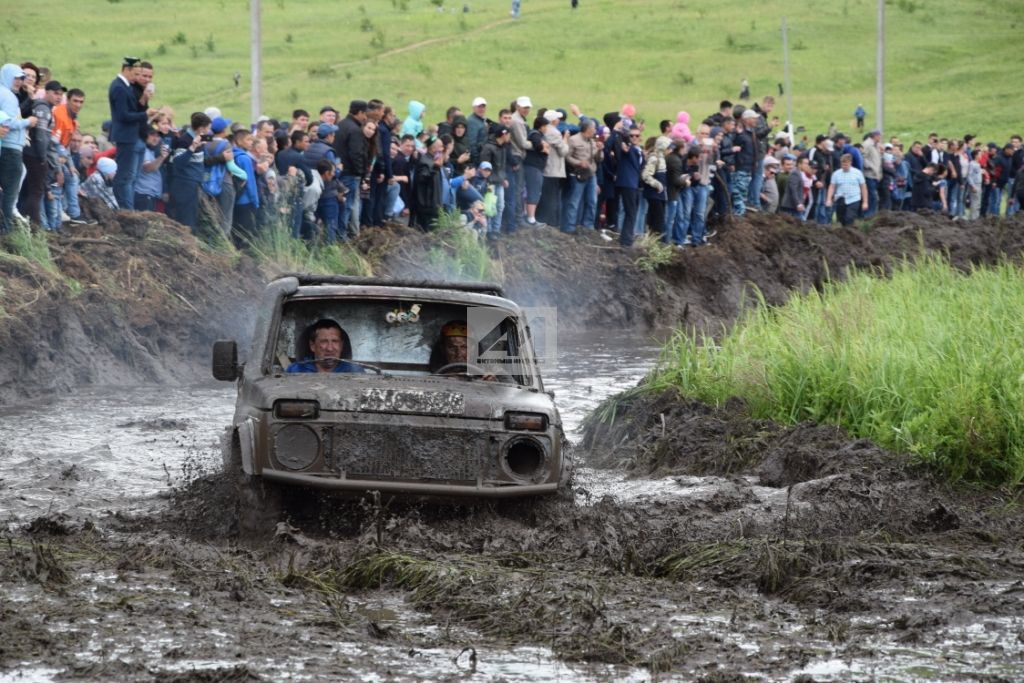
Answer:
[{"left": 213, "top": 275, "right": 567, "bottom": 498}]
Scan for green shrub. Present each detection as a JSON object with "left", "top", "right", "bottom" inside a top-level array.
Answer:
[{"left": 648, "top": 255, "right": 1024, "bottom": 486}]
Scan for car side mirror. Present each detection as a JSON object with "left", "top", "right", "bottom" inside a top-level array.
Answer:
[
  {"left": 546, "top": 390, "right": 556, "bottom": 400},
  {"left": 212, "top": 340, "right": 239, "bottom": 381}
]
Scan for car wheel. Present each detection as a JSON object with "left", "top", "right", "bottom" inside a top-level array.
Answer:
[
  {"left": 225, "top": 431, "right": 283, "bottom": 540},
  {"left": 557, "top": 439, "right": 576, "bottom": 502}
]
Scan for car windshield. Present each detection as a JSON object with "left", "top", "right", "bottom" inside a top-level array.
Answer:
[{"left": 271, "top": 298, "right": 537, "bottom": 386}]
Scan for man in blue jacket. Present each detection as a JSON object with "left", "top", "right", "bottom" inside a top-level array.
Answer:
[
  {"left": 286, "top": 319, "right": 364, "bottom": 374},
  {"left": 108, "top": 57, "right": 156, "bottom": 210},
  {"left": 231, "top": 127, "right": 260, "bottom": 247},
  {"left": 616, "top": 126, "right": 644, "bottom": 248}
]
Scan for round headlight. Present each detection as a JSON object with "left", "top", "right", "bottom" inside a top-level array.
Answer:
[
  {"left": 503, "top": 437, "right": 546, "bottom": 482},
  {"left": 274, "top": 424, "right": 320, "bottom": 471}
]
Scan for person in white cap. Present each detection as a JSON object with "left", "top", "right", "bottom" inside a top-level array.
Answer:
[
  {"left": 467, "top": 97, "right": 488, "bottom": 165},
  {"left": 506, "top": 96, "right": 532, "bottom": 230},
  {"left": 83, "top": 156, "right": 119, "bottom": 209}
]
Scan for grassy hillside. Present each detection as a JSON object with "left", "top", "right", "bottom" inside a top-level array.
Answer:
[{"left": 7, "top": 0, "right": 1022, "bottom": 142}]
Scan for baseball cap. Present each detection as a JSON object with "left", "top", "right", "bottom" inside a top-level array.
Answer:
[
  {"left": 490, "top": 123, "right": 509, "bottom": 136},
  {"left": 122, "top": 56, "right": 141, "bottom": 67},
  {"left": 44, "top": 80, "right": 67, "bottom": 92},
  {"left": 318, "top": 123, "right": 339, "bottom": 138},
  {"left": 211, "top": 117, "right": 232, "bottom": 134},
  {"left": 741, "top": 109, "right": 758, "bottom": 120},
  {"left": 472, "top": 97, "right": 487, "bottom": 107},
  {"left": 543, "top": 110, "right": 563, "bottom": 123},
  {"left": 441, "top": 321, "right": 467, "bottom": 337},
  {"left": 479, "top": 161, "right": 493, "bottom": 171},
  {"left": 515, "top": 96, "right": 533, "bottom": 108},
  {"left": 763, "top": 156, "right": 781, "bottom": 167}
]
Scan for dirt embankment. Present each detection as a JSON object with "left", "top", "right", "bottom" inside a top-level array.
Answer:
[
  {"left": 0, "top": 210, "right": 261, "bottom": 406},
  {"left": 4, "top": 207, "right": 1024, "bottom": 406}
]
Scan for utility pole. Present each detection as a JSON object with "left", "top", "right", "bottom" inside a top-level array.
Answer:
[
  {"left": 781, "top": 17, "right": 793, "bottom": 138},
  {"left": 251, "top": 0, "right": 262, "bottom": 123},
  {"left": 876, "top": 0, "right": 885, "bottom": 134}
]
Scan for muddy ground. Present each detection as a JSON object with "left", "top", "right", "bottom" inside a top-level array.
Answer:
[
  {"left": 3, "top": 209, "right": 1024, "bottom": 680},
  {"left": 3, "top": 392, "right": 1023, "bottom": 681}
]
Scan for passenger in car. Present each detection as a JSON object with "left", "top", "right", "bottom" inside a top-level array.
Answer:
[
  {"left": 431, "top": 320, "right": 497, "bottom": 381},
  {"left": 286, "top": 319, "right": 364, "bottom": 373}
]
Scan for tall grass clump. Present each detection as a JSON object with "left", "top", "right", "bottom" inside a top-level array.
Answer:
[
  {"left": 424, "top": 211, "right": 502, "bottom": 282},
  {"left": 246, "top": 220, "right": 372, "bottom": 276},
  {"left": 647, "top": 255, "right": 1024, "bottom": 486},
  {"left": 3, "top": 224, "right": 58, "bottom": 275}
]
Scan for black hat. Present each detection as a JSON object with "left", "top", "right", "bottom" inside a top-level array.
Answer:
[
  {"left": 348, "top": 99, "right": 368, "bottom": 114},
  {"left": 815, "top": 134, "right": 828, "bottom": 144},
  {"left": 489, "top": 123, "right": 509, "bottom": 136},
  {"left": 122, "top": 56, "right": 141, "bottom": 67},
  {"left": 44, "top": 80, "right": 67, "bottom": 93}
]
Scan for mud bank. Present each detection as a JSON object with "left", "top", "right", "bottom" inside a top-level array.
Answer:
[
  {"left": 0, "top": 210, "right": 260, "bottom": 407},
  {"left": 4, "top": 208, "right": 1024, "bottom": 405}
]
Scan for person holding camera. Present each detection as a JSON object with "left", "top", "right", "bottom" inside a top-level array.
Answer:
[
  {"left": 134, "top": 125, "right": 169, "bottom": 211},
  {"left": 167, "top": 111, "right": 212, "bottom": 232}
]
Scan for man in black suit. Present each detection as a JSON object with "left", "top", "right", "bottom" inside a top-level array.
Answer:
[{"left": 108, "top": 56, "right": 155, "bottom": 210}]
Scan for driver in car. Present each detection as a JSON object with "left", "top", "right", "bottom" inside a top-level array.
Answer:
[{"left": 286, "top": 319, "right": 365, "bottom": 373}]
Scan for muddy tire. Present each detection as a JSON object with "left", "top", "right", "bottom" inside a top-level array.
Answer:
[
  {"left": 224, "top": 431, "right": 283, "bottom": 540},
  {"left": 556, "top": 440, "right": 576, "bottom": 502}
]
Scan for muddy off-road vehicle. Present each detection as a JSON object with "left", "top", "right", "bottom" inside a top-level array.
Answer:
[{"left": 212, "top": 275, "right": 568, "bottom": 528}]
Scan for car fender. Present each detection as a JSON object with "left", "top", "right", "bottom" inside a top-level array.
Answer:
[{"left": 237, "top": 417, "right": 259, "bottom": 475}]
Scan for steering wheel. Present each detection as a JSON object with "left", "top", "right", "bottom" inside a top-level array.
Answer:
[{"left": 433, "top": 362, "right": 491, "bottom": 377}]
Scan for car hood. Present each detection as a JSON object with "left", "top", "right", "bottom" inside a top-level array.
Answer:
[{"left": 243, "top": 374, "right": 557, "bottom": 422}]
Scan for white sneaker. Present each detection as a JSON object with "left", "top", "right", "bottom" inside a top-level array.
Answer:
[
  {"left": 599, "top": 229, "right": 614, "bottom": 241},
  {"left": 682, "top": 235, "right": 691, "bottom": 245}
]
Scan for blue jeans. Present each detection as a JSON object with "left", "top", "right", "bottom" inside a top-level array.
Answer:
[
  {"left": 731, "top": 171, "right": 752, "bottom": 216},
  {"left": 814, "top": 187, "right": 831, "bottom": 224},
  {"left": 634, "top": 194, "right": 648, "bottom": 237},
  {"left": 987, "top": 187, "right": 1002, "bottom": 216},
  {"left": 339, "top": 175, "right": 360, "bottom": 236},
  {"left": 386, "top": 182, "right": 401, "bottom": 218},
  {"left": 665, "top": 191, "right": 692, "bottom": 245},
  {"left": 581, "top": 176, "right": 598, "bottom": 228},
  {"left": 113, "top": 142, "right": 138, "bottom": 210},
  {"left": 63, "top": 166, "right": 81, "bottom": 219},
  {"left": 747, "top": 166, "right": 764, "bottom": 209},
  {"left": 503, "top": 167, "right": 521, "bottom": 233},
  {"left": 864, "top": 177, "right": 879, "bottom": 217},
  {"left": 688, "top": 184, "right": 710, "bottom": 243},
  {"left": 45, "top": 185, "right": 62, "bottom": 230},
  {"left": 561, "top": 176, "right": 587, "bottom": 233},
  {"left": 317, "top": 196, "right": 341, "bottom": 243},
  {"left": 488, "top": 184, "right": 505, "bottom": 235}
]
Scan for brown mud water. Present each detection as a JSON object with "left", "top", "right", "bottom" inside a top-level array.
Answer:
[{"left": 3, "top": 208, "right": 1024, "bottom": 680}]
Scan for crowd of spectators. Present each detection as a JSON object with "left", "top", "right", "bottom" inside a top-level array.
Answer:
[{"left": 1, "top": 57, "right": 1023, "bottom": 252}]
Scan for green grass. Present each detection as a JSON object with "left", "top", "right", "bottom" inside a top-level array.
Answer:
[
  {"left": 634, "top": 233, "right": 675, "bottom": 272},
  {"left": 9, "top": 0, "right": 1023, "bottom": 142},
  {"left": 646, "top": 255, "right": 1024, "bottom": 486},
  {"left": 424, "top": 211, "right": 502, "bottom": 282},
  {"left": 245, "top": 220, "right": 373, "bottom": 276},
  {"left": 1, "top": 224, "right": 58, "bottom": 275}
]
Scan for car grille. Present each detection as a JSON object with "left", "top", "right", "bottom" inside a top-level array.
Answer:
[{"left": 327, "top": 425, "right": 488, "bottom": 481}]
